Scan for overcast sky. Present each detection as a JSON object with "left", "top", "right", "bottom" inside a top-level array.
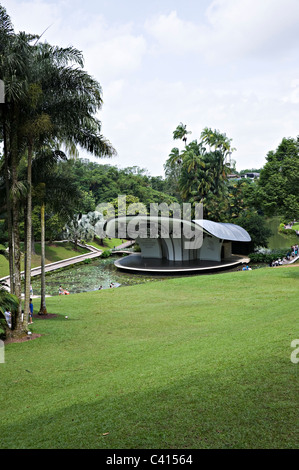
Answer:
[{"left": 3, "top": 0, "right": 299, "bottom": 176}]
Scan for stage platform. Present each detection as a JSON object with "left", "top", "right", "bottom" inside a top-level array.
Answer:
[{"left": 114, "top": 253, "right": 250, "bottom": 274}]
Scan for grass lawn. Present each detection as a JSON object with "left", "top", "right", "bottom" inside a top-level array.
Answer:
[
  {"left": 89, "top": 238, "right": 125, "bottom": 250},
  {"left": 0, "top": 242, "right": 90, "bottom": 279},
  {"left": 1, "top": 266, "right": 298, "bottom": 449}
]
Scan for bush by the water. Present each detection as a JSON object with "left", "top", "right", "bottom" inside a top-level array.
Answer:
[
  {"left": 101, "top": 250, "right": 111, "bottom": 258},
  {"left": 249, "top": 249, "right": 289, "bottom": 263},
  {"left": 278, "top": 223, "right": 296, "bottom": 235}
]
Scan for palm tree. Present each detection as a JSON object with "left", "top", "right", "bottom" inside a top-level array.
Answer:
[
  {"left": 0, "top": 7, "right": 116, "bottom": 336},
  {"left": 0, "top": 27, "right": 35, "bottom": 335},
  {"left": 200, "top": 127, "right": 235, "bottom": 159},
  {"left": 32, "top": 147, "right": 82, "bottom": 315},
  {"left": 173, "top": 122, "right": 192, "bottom": 147}
]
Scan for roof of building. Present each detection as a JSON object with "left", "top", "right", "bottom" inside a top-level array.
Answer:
[
  {"left": 193, "top": 219, "right": 251, "bottom": 242},
  {"left": 105, "top": 216, "right": 251, "bottom": 243}
]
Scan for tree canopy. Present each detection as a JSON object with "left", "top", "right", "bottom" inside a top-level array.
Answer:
[{"left": 257, "top": 137, "right": 299, "bottom": 220}]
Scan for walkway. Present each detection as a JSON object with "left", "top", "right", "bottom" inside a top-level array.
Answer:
[
  {"left": 0, "top": 240, "right": 135, "bottom": 293},
  {"left": 281, "top": 254, "right": 299, "bottom": 265}
]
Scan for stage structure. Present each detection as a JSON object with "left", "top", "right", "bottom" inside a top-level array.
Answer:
[{"left": 104, "top": 216, "right": 251, "bottom": 274}]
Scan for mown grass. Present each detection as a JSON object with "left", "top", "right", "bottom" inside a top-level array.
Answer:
[
  {"left": 0, "top": 266, "right": 298, "bottom": 449},
  {"left": 89, "top": 238, "right": 125, "bottom": 250},
  {"left": 0, "top": 242, "right": 90, "bottom": 278}
]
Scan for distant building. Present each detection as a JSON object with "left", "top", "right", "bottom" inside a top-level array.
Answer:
[
  {"left": 228, "top": 172, "right": 260, "bottom": 180},
  {"left": 79, "top": 158, "right": 90, "bottom": 164},
  {"left": 244, "top": 172, "right": 260, "bottom": 179}
]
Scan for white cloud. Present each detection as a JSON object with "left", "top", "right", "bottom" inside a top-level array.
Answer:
[
  {"left": 5, "top": 0, "right": 62, "bottom": 36},
  {"left": 84, "top": 33, "right": 147, "bottom": 82},
  {"left": 4, "top": 0, "right": 299, "bottom": 176},
  {"left": 6, "top": 0, "right": 147, "bottom": 82},
  {"left": 145, "top": 0, "right": 299, "bottom": 63},
  {"left": 144, "top": 11, "right": 207, "bottom": 55}
]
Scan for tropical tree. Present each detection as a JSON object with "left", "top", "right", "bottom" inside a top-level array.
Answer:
[
  {"left": 63, "top": 214, "right": 94, "bottom": 250},
  {"left": 200, "top": 127, "right": 235, "bottom": 157},
  {"left": 0, "top": 26, "right": 35, "bottom": 334},
  {"left": 173, "top": 122, "right": 192, "bottom": 147},
  {"left": 31, "top": 147, "right": 81, "bottom": 314},
  {"left": 256, "top": 137, "right": 299, "bottom": 219},
  {"left": 0, "top": 6, "right": 116, "bottom": 336},
  {"left": 165, "top": 124, "right": 236, "bottom": 219}
]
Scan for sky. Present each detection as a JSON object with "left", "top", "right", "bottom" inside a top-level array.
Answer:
[{"left": 3, "top": 0, "right": 299, "bottom": 176}]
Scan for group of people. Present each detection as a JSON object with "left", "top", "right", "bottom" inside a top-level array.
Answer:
[
  {"left": 98, "top": 282, "right": 116, "bottom": 290},
  {"left": 270, "top": 244, "right": 299, "bottom": 267},
  {"left": 284, "top": 220, "right": 299, "bottom": 236},
  {"left": 290, "top": 244, "right": 299, "bottom": 257},
  {"left": 4, "top": 298, "right": 34, "bottom": 329},
  {"left": 242, "top": 265, "right": 252, "bottom": 271}
]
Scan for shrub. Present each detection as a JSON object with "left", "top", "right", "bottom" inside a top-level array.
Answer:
[
  {"left": 101, "top": 250, "right": 111, "bottom": 258},
  {"left": 278, "top": 224, "right": 296, "bottom": 235},
  {"left": 249, "top": 249, "right": 289, "bottom": 264}
]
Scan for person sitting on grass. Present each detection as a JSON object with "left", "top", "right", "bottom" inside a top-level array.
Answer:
[{"left": 59, "top": 285, "right": 70, "bottom": 295}]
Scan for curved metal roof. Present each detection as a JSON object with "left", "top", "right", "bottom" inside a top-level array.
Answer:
[
  {"left": 105, "top": 216, "right": 251, "bottom": 242},
  {"left": 193, "top": 219, "right": 251, "bottom": 242}
]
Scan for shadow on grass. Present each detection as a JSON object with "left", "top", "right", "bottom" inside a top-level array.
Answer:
[
  {"left": 1, "top": 360, "right": 297, "bottom": 450},
  {"left": 33, "top": 313, "right": 68, "bottom": 322},
  {"left": 279, "top": 267, "right": 299, "bottom": 279}
]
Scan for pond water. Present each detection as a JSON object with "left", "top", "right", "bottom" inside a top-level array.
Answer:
[
  {"left": 30, "top": 254, "right": 254, "bottom": 297},
  {"left": 30, "top": 256, "right": 181, "bottom": 296},
  {"left": 28, "top": 218, "right": 299, "bottom": 297},
  {"left": 266, "top": 216, "right": 298, "bottom": 250}
]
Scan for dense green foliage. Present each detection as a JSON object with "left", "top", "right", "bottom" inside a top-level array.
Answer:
[
  {"left": 58, "top": 160, "right": 177, "bottom": 210},
  {"left": 248, "top": 249, "right": 289, "bottom": 263},
  {"left": 257, "top": 137, "right": 299, "bottom": 219}
]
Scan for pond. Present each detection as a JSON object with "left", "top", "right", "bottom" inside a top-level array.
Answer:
[
  {"left": 266, "top": 216, "right": 298, "bottom": 250},
  {"left": 30, "top": 255, "right": 180, "bottom": 296},
  {"left": 30, "top": 254, "right": 253, "bottom": 297}
]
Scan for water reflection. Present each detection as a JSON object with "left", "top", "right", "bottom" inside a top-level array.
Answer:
[
  {"left": 267, "top": 216, "right": 298, "bottom": 250},
  {"left": 30, "top": 256, "right": 177, "bottom": 296},
  {"left": 30, "top": 254, "right": 262, "bottom": 297}
]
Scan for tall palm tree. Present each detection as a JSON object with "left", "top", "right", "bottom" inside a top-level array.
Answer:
[
  {"left": 0, "top": 6, "right": 116, "bottom": 337},
  {"left": 173, "top": 122, "right": 192, "bottom": 147},
  {"left": 32, "top": 148, "right": 81, "bottom": 315},
  {"left": 0, "top": 27, "right": 35, "bottom": 335}
]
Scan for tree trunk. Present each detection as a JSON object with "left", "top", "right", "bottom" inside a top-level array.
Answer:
[
  {"left": 24, "top": 142, "right": 33, "bottom": 322},
  {"left": 39, "top": 200, "right": 47, "bottom": 315},
  {"left": 11, "top": 155, "right": 26, "bottom": 335},
  {"left": 3, "top": 110, "right": 14, "bottom": 294},
  {"left": 31, "top": 227, "right": 36, "bottom": 255},
  {"left": 10, "top": 109, "right": 27, "bottom": 337}
]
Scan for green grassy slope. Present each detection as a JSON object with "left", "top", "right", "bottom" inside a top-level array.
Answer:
[
  {"left": 1, "top": 266, "right": 298, "bottom": 449},
  {"left": 0, "top": 242, "right": 90, "bottom": 278}
]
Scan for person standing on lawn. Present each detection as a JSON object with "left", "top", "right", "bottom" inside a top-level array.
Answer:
[{"left": 29, "top": 299, "right": 34, "bottom": 324}]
